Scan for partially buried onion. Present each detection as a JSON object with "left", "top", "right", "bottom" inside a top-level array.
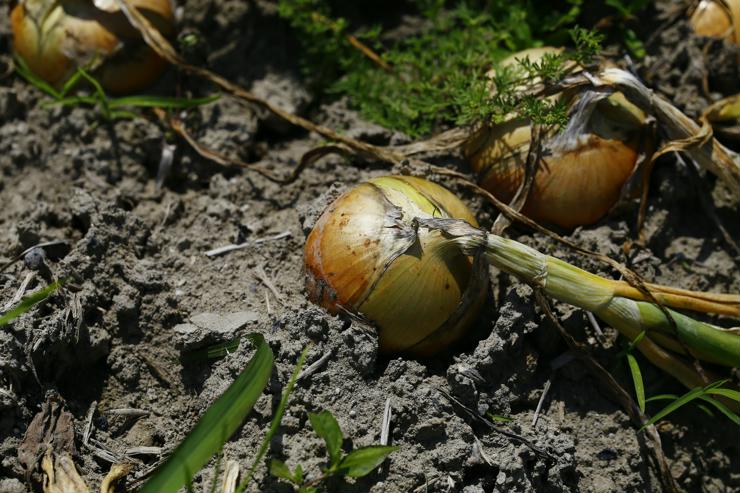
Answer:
[
  {"left": 463, "top": 47, "right": 649, "bottom": 229},
  {"left": 304, "top": 176, "right": 487, "bottom": 356},
  {"left": 11, "top": 0, "right": 175, "bottom": 94},
  {"left": 690, "top": 0, "right": 739, "bottom": 44}
]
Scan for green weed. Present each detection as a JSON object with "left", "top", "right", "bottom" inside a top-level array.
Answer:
[
  {"left": 643, "top": 380, "right": 740, "bottom": 429},
  {"left": 140, "top": 334, "right": 274, "bottom": 492},
  {"left": 0, "top": 280, "right": 64, "bottom": 327},
  {"left": 277, "top": 0, "right": 637, "bottom": 137},
  {"left": 270, "top": 409, "right": 397, "bottom": 492},
  {"left": 14, "top": 56, "right": 218, "bottom": 120}
]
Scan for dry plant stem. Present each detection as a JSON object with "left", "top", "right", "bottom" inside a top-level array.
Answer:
[
  {"left": 491, "top": 124, "right": 543, "bottom": 235},
  {"left": 345, "top": 33, "right": 392, "bottom": 72},
  {"left": 576, "top": 68, "right": 740, "bottom": 197},
  {"left": 534, "top": 292, "right": 679, "bottom": 493},
  {"left": 427, "top": 166, "right": 735, "bottom": 319},
  {"left": 155, "top": 108, "right": 353, "bottom": 184},
  {"left": 114, "top": 0, "right": 405, "bottom": 166},
  {"left": 611, "top": 281, "right": 740, "bottom": 317}
]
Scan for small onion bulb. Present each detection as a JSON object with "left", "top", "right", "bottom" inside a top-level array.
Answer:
[
  {"left": 690, "top": 0, "right": 739, "bottom": 44},
  {"left": 304, "top": 176, "right": 487, "bottom": 356},
  {"left": 11, "top": 0, "right": 175, "bottom": 94},
  {"left": 464, "top": 47, "right": 648, "bottom": 229}
]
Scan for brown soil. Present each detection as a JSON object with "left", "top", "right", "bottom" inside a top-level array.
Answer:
[{"left": 0, "top": 1, "right": 738, "bottom": 492}]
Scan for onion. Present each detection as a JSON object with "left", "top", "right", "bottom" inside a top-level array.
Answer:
[
  {"left": 304, "top": 176, "right": 487, "bottom": 356},
  {"left": 464, "top": 47, "right": 648, "bottom": 229},
  {"left": 690, "top": 0, "right": 739, "bottom": 44},
  {"left": 11, "top": 0, "right": 175, "bottom": 94}
]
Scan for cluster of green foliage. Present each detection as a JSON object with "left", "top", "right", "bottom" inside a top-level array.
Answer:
[
  {"left": 140, "top": 340, "right": 394, "bottom": 492},
  {"left": 278, "top": 0, "right": 650, "bottom": 137},
  {"left": 619, "top": 333, "right": 740, "bottom": 426},
  {"left": 271, "top": 410, "right": 397, "bottom": 492}
]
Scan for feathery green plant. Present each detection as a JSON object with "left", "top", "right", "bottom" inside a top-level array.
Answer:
[{"left": 278, "top": 0, "right": 625, "bottom": 136}]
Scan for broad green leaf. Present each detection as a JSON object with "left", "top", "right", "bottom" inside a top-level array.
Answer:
[
  {"left": 309, "top": 410, "right": 344, "bottom": 467},
  {"left": 294, "top": 463, "right": 303, "bottom": 483},
  {"left": 269, "top": 460, "right": 294, "bottom": 482},
  {"left": 337, "top": 445, "right": 398, "bottom": 478},
  {"left": 700, "top": 396, "right": 740, "bottom": 425},
  {"left": 0, "top": 280, "right": 64, "bottom": 327},
  {"left": 238, "top": 345, "right": 310, "bottom": 492},
  {"left": 140, "top": 334, "right": 273, "bottom": 493},
  {"left": 626, "top": 353, "right": 645, "bottom": 414}
]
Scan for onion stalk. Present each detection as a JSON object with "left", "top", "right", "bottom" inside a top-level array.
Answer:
[
  {"left": 305, "top": 177, "right": 739, "bottom": 398},
  {"left": 413, "top": 216, "right": 739, "bottom": 390}
]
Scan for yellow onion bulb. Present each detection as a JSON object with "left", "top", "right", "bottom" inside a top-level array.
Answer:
[
  {"left": 464, "top": 48, "right": 648, "bottom": 229},
  {"left": 11, "top": 0, "right": 175, "bottom": 94},
  {"left": 690, "top": 0, "right": 739, "bottom": 44},
  {"left": 304, "top": 176, "right": 487, "bottom": 356}
]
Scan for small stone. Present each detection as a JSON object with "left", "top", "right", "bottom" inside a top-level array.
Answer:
[
  {"left": 190, "top": 311, "right": 259, "bottom": 333},
  {"left": 0, "top": 478, "right": 25, "bottom": 493},
  {"left": 23, "top": 247, "right": 46, "bottom": 270},
  {"left": 176, "top": 312, "right": 260, "bottom": 352}
]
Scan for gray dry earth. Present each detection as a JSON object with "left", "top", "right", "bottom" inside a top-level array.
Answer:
[{"left": 0, "top": 1, "right": 739, "bottom": 492}]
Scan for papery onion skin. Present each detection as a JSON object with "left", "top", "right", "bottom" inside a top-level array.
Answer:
[
  {"left": 11, "top": 0, "right": 175, "bottom": 94},
  {"left": 690, "top": 0, "right": 739, "bottom": 44},
  {"left": 304, "top": 176, "right": 487, "bottom": 356},
  {"left": 464, "top": 48, "right": 648, "bottom": 229}
]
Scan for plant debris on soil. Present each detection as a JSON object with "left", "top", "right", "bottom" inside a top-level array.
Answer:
[{"left": 1, "top": 0, "right": 738, "bottom": 492}]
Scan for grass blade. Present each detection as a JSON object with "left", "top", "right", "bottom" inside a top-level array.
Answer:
[
  {"left": 109, "top": 94, "right": 220, "bottom": 109},
  {"left": 626, "top": 353, "right": 645, "bottom": 414},
  {"left": 640, "top": 386, "right": 706, "bottom": 430},
  {"left": 705, "top": 388, "right": 740, "bottom": 402},
  {"left": 640, "top": 380, "right": 732, "bottom": 431},
  {"left": 237, "top": 344, "right": 311, "bottom": 492},
  {"left": 0, "top": 280, "right": 64, "bottom": 327},
  {"left": 645, "top": 394, "right": 679, "bottom": 403},
  {"left": 140, "top": 334, "right": 274, "bottom": 493},
  {"left": 13, "top": 56, "right": 61, "bottom": 99},
  {"left": 699, "top": 396, "right": 740, "bottom": 425}
]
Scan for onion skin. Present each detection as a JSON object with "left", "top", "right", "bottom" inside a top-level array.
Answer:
[
  {"left": 690, "top": 0, "right": 739, "bottom": 44},
  {"left": 464, "top": 48, "right": 648, "bottom": 229},
  {"left": 465, "top": 102, "right": 643, "bottom": 228},
  {"left": 11, "top": 0, "right": 175, "bottom": 94},
  {"left": 304, "top": 176, "right": 487, "bottom": 356}
]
